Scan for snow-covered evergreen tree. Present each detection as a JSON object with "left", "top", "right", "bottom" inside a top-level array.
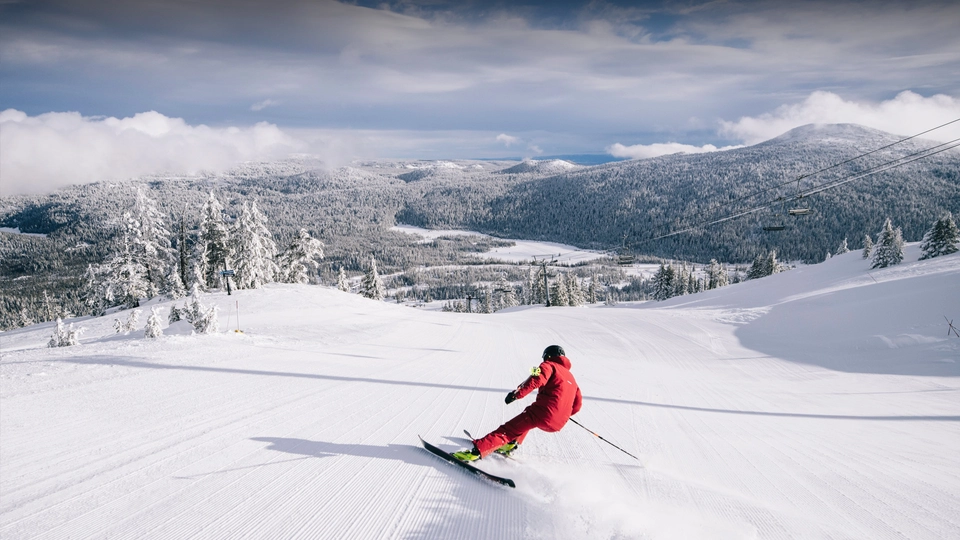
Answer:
[
  {"left": 673, "top": 263, "right": 689, "bottom": 297},
  {"left": 144, "top": 307, "right": 163, "bottom": 339},
  {"left": 764, "top": 250, "right": 782, "bottom": 276},
  {"left": 919, "top": 212, "right": 959, "bottom": 260},
  {"left": 360, "top": 256, "right": 386, "bottom": 300},
  {"left": 105, "top": 215, "right": 150, "bottom": 308},
  {"left": 278, "top": 228, "right": 324, "bottom": 284},
  {"left": 181, "top": 284, "right": 219, "bottom": 334},
  {"left": 131, "top": 187, "right": 172, "bottom": 298},
  {"left": 166, "top": 265, "right": 186, "bottom": 300},
  {"left": 337, "top": 266, "right": 351, "bottom": 292},
  {"left": 871, "top": 218, "right": 905, "bottom": 269},
  {"left": 80, "top": 263, "right": 109, "bottom": 316},
  {"left": 652, "top": 263, "right": 675, "bottom": 301},
  {"left": 231, "top": 201, "right": 278, "bottom": 289},
  {"left": 550, "top": 273, "right": 569, "bottom": 306},
  {"left": 494, "top": 274, "right": 518, "bottom": 310},
  {"left": 531, "top": 266, "right": 548, "bottom": 305},
  {"left": 176, "top": 213, "right": 191, "bottom": 291},
  {"left": 48, "top": 318, "right": 83, "bottom": 347},
  {"left": 706, "top": 259, "right": 728, "bottom": 289},
  {"left": 836, "top": 238, "right": 849, "bottom": 255},
  {"left": 862, "top": 234, "right": 873, "bottom": 259},
  {"left": 199, "top": 192, "right": 231, "bottom": 288},
  {"left": 588, "top": 274, "right": 599, "bottom": 304},
  {"left": 114, "top": 309, "right": 142, "bottom": 334},
  {"left": 567, "top": 274, "right": 584, "bottom": 306}
]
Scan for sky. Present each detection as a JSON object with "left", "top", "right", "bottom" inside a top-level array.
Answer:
[{"left": 2, "top": 0, "right": 960, "bottom": 195}]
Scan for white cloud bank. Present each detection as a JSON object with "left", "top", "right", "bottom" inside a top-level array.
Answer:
[
  {"left": 720, "top": 91, "right": 960, "bottom": 145},
  {"left": 607, "top": 141, "right": 743, "bottom": 160},
  {"left": 607, "top": 91, "right": 960, "bottom": 160},
  {"left": 0, "top": 109, "right": 305, "bottom": 196}
]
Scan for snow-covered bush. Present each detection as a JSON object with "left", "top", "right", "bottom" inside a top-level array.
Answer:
[
  {"left": 836, "top": 238, "right": 849, "bottom": 255},
  {"left": 144, "top": 307, "right": 163, "bottom": 339},
  {"left": 919, "top": 212, "right": 959, "bottom": 260},
  {"left": 871, "top": 218, "right": 905, "bottom": 269},
  {"left": 180, "top": 285, "right": 220, "bottom": 334},
  {"left": 114, "top": 309, "right": 142, "bottom": 334},
  {"left": 48, "top": 318, "right": 83, "bottom": 347}
]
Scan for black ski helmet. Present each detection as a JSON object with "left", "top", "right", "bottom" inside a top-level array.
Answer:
[{"left": 542, "top": 345, "right": 565, "bottom": 359}]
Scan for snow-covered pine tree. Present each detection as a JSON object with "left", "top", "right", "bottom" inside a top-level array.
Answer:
[
  {"left": 836, "top": 238, "right": 849, "bottom": 255},
  {"left": 535, "top": 266, "right": 549, "bottom": 304},
  {"left": 131, "top": 187, "right": 172, "bottom": 299},
  {"left": 862, "top": 234, "right": 873, "bottom": 259},
  {"left": 871, "top": 218, "right": 905, "bottom": 269},
  {"left": 337, "top": 266, "right": 350, "bottom": 292},
  {"left": 199, "top": 192, "right": 231, "bottom": 288},
  {"left": 360, "top": 256, "right": 386, "bottom": 300},
  {"left": 652, "top": 263, "right": 675, "bottom": 301},
  {"left": 182, "top": 284, "right": 219, "bottom": 334},
  {"left": 567, "top": 274, "right": 584, "bottom": 306},
  {"left": 746, "top": 253, "right": 766, "bottom": 280},
  {"left": 231, "top": 201, "right": 279, "bottom": 289},
  {"left": 673, "top": 263, "right": 689, "bottom": 297},
  {"left": 588, "top": 273, "right": 599, "bottom": 304},
  {"left": 707, "top": 259, "right": 728, "bottom": 289},
  {"left": 278, "top": 228, "right": 325, "bottom": 284},
  {"left": 144, "top": 307, "right": 163, "bottom": 339},
  {"left": 166, "top": 265, "right": 186, "bottom": 300},
  {"left": 114, "top": 309, "right": 142, "bottom": 334},
  {"left": 919, "top": 212, "right": 959, "bottom": 260},
  {"left": 494, "top": 274, "right": 518, "bottom": 310},
  {"left": 550, "top": 272, "right": 569, "bottom": 306},
  {"left": 48, "top": 318, "right": 83, "bottom": 347},
  {"left": 105, "top": 214, "right": 150, "bottom": 308},
  {"left": 764, "top": 250, "right": 782, "bottom": 276},
  {"left": 176, "top": 212, "right": 191, "bottom": 290},
  {"left": 80, "top": 264, "right": 109, "bottom": 316}
]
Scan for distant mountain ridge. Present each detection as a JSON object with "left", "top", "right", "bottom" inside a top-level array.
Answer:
[
  {"left": 400, "top": 123, "right": 959, "bottom": 262},
  {"left": 1, "top": 123, "right": 958, "bottom": 327}
]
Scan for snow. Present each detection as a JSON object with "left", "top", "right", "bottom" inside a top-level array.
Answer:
[
  {"left": 2, "top": 246, "right": 959, "bottom": 539},
  {"left": 391, "top": 224, "right": 607, "bottom": 263},
  {"left": 0, "top": 227, "right": 47, "bottom": 238}
]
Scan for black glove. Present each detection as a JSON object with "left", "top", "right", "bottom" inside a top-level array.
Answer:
[{"left": 505, "top": 391, "right": 517, "bottom": 404}]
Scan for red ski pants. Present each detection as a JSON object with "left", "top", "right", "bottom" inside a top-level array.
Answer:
[{"left": 473, "top": 409, "right": 558, "bottom": 458}]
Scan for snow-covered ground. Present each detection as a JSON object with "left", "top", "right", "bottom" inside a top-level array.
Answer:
[
  {"left": 2, "top": 245, "right": 958, "bottom": 539},
  {"left": 391, "top": 224, "right": 607, "bottom": 264}
]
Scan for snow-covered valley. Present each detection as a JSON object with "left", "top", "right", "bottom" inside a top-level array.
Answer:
[{"left": 2, "top": 245, "right": 959, "bottom": 539}]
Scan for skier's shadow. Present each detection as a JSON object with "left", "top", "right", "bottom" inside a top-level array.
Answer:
[{"left": 251, "top": 437, "right": 427, "bottom": 466}]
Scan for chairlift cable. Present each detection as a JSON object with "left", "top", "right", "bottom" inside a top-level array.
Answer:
[
  {"left": 640, "top": 136, "right": 960, "bottom": 244},
  {"left": 684, "top": 117, "right": 960, "bottom": 227}
]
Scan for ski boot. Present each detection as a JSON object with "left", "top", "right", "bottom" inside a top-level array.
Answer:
[
  {"left": 494, "top": 440, "right": 519, "bottom": 457},
  {"left": 452, "top": 447, "right": 481, "bottom": 462}
]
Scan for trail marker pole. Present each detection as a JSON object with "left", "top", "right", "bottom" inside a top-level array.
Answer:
[{"left": 569, "top": 418, "right": 640, "bottom": 461}]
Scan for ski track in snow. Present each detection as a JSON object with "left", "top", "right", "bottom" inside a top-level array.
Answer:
[{"left": 2, "top": 249, "right": 959, "bottom": 539}]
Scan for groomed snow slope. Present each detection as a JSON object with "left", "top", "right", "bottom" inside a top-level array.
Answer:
[{"left": 2, "top": 246, "right": 958, "bottom": 539}]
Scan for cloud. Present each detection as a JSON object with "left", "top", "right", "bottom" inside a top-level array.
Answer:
[
  {"left": 606, "top": 141, "right": 742, "bottom": 160},
  {"left": 496, "top": 133, "right": 519, "bottom": 146},
  {"left": 0, "top": 109, "right": 306, "bottom": 196},
  {"left": 608, "top": 90, "right": 960, "bottom": 160},
  {"left": 251, "top": 99, "right": 281, "bottom": 111},
  {"left": 720, "top": 91, "right": 960, "bottom": 145}
]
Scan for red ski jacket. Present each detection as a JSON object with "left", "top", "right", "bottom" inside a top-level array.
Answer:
[{"left": 514, "top": 355, "right": 582, "bottom": 431}]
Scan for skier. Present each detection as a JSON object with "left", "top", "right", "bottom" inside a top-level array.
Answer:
[{"left": 453, "top": 345, "right": 582, "bottom": 461}]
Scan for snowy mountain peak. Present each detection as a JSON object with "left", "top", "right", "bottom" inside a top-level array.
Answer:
[{"left": 499, "top": 159, "right": 579, "bottom": 175}]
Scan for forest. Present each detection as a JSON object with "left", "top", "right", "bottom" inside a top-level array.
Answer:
[{"left": 2, "top": 123, "right": 958, "bottom": 330}]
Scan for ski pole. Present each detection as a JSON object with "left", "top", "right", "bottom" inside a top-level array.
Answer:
[{"left": 569, "top": 418, "right": 640, "bottom": 461}]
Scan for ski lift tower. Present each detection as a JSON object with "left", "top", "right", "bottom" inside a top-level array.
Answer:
[{"left": 532, "top": 254, "right": 559, "bottom": 307}]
